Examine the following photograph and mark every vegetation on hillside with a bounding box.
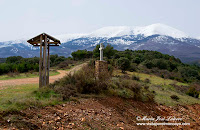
[71,44,200,83]
[0,43,200,113]
[0,55,73,75]
[71,44,200,99]
[50,63,154,102]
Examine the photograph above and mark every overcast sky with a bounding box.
[0,0,199,41]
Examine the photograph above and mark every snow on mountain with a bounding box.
[88,26,135,38]
[0,23,189,44]
[87,23,188,38]
[56,33,87,43]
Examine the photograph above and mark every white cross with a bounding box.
[99,43,104,61]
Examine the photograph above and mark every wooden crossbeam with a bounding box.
[33,45,59,46]
[29,42,60,44]
[27,33,61,44]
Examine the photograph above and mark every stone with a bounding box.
[95,60,108,78]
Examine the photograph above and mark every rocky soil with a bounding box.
[0,97,199,130]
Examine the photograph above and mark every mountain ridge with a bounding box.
[0,23,200,63]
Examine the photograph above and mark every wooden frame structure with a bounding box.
[27,33,61,88]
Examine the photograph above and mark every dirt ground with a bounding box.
[0,63,86,89]
[0,97,199,130]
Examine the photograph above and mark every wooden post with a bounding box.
[47,44,50,86]
[39,35,43,88]
[43,35,47,86]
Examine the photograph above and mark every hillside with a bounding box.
[0,65,200,129]
[0,47,200,129]
[1,24,200,63]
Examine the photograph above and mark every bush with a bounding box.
[170,95,180,101]
[50,63,154,102]
[117,57,130,73]
[129,63,137,72]
[118,88,134,98]
[58,60,75,69]
[54,84,77,100]
[88,59,95,67]
[143,60,154,69]
[120,74,130,80]
[132,75,140,81]
[186,86,199,98]
[108,64,114,74]
[144,78,150,83]
[72,50,92,60]
[33,88,59,100]
[50,64,111,100]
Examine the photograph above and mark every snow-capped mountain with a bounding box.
[56,23,188,42]
[87,23,188,38]
[0,23,200,63]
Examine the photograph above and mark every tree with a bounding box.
[6,56,23,63]
[93,44,100,58]
[93,44,116,59]
[152,59,168,70]
[143,60,154,69]
[50,54,59,64]
[71,50,90,60]
[104,44,116,59]
[117,57,130,73]
[133,57,142,64]
[178,66,199,80]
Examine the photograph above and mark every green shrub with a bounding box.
[170,95,180,101]
[118,88,134,98]
[144,78,150,83]
[117,57,130,73]
[88,59,95,67]
[186,87,199,98]
[50,64,111,100]
[132,75,140,81]
[129,63,137,72]
[33,88,58,100]
[108,64,114,74]
[143,60,154,69]
[54,84,77,100]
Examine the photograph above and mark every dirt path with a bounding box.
[0,63,86,88]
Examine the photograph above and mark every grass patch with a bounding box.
[113,69,188,86]
[0,84,62,112]
[150,85,200,106]
[0,70,60,80]
[114,69,200,106]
